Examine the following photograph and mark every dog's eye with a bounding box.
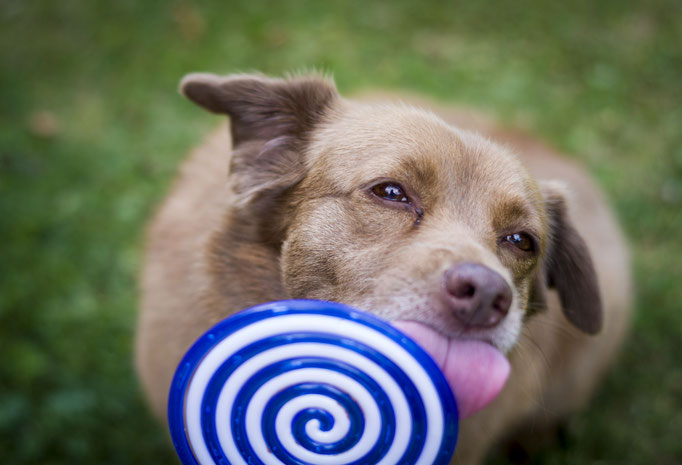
[504,233,535,252]
[371,182,409,203]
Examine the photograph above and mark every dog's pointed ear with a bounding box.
[179,72,338,146]
[539,182,603,334]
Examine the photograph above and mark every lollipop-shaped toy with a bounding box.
[168,300,458,465]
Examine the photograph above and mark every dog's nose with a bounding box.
[443,263,512,328]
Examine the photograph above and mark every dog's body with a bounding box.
[136,74,630,464]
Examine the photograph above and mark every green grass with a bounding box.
[1,0,681,463]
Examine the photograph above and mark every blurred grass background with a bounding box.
[1,0,681,463]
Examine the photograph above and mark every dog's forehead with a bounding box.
[307,102,537,200]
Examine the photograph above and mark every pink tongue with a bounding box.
[392,321,510,419]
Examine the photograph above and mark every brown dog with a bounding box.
[136,73,631,464]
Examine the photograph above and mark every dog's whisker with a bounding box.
[511,340,550,415]
[524,317,584,339]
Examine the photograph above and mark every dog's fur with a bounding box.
[136,73,631,464]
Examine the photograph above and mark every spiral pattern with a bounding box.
[168,300,458,465]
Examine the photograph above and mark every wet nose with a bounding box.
[442,263,512,329]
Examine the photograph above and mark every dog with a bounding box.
[136,73,631,464]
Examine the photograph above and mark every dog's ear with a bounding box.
[180,72,338,200]
[179,72,338,146]
[538,182,603,334]
[179,73,338,246]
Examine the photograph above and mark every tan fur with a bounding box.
[136,75,631,464]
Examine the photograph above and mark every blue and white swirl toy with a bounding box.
[168,300,458,465]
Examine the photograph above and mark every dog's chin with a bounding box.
[450,307,524,355]
[392,320,512,419]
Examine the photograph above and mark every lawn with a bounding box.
[1,1,680,463]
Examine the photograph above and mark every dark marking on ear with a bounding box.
[543,186,603,334]
[179,72,338,146]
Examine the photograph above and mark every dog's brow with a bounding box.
[491,197,540,233]
[397,157,440,188]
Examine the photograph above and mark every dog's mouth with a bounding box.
[392,320,510,419]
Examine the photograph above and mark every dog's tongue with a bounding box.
[392,321,510,419]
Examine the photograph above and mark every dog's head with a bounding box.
[181,73,602,355]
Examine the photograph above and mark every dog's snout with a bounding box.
[443,263,512,328]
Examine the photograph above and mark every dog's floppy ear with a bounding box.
[179,72,338,146]
[538,182,603,334]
